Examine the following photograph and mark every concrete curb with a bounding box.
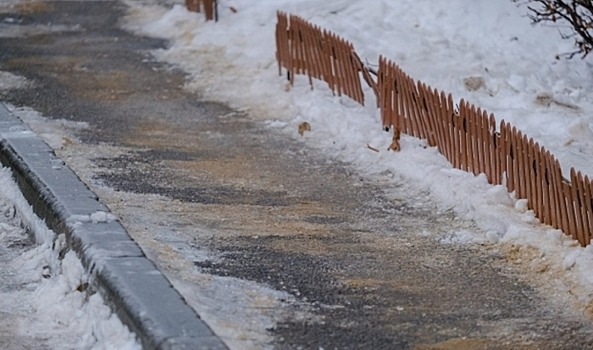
[0,103,228,350]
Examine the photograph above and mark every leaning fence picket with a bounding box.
[490,115,500,185]
[276,12,288,76]
[457,111,465,170]
[479,110,489,180]
[467,104,478,176]
[579,171,592,245]
[441,92,453,165]
[500,122,511,191]
[573,169,588,245]
[533,141,543,220]
[471,105,481,176]
[444,94,456,168]
[514,130,524,200]
[537,148,548,224]
[417,82,438,147]
[585,175,593,245]
[586,175,593,245]
[563,180,578,242]
[527,139,537,216]
[379,57,394,130]
[297,18,314,87]
[572,169,591,246]
[521,135,532,205]
[394,68,408,134]
[403,74,421,139]
[545,152,558,229]
[539,147,552,226]
[540,146,551,225]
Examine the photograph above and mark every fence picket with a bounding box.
[409,78,426,139]
[508,123,517,192]
[584,175,593,245]
[332,36,346,96]
[490,115,500,185]
[462,102,473,173]
[432,90,445,159]
[397,70,412,135]
[523,135,533,205]
[500,122,510,190]
[417,82,437,147]
[527,139,538,217]
[575,170,591,246]
[470,105,481,176]
[378,57,388,129]
[478,110,488,179]
[535,141,544,220]
[563,181,575,239]
[537,146,550,226]
[575,170,586,245]
[445,94,457,168]
[332,34,347,97]
[203,0,215,21]
[336,38,351,98]
[276,12,287,76]
[544,151,559,228]
[386,60,397,130]
[391,64,402,132]
[570,169,587,245]
[514,130,525,200]
[457,101,468,172]
[397,70,411,135]
[337,36,351,98]
[469,105,480,176]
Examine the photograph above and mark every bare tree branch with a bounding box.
[515,0,593,58]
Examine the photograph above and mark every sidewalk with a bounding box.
[2,1,593,349]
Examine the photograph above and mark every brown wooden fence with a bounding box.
[276,12,376,105]
[276,13,593,247]
[377,55,593,246]
[185,0,217,21]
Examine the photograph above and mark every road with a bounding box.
[2,1,593,349]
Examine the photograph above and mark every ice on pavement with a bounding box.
[122,0,593,318]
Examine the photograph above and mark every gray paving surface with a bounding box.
[0,102,227,349]
[2,1,593,349]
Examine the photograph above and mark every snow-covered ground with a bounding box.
[122,0,593,313]
[3,0,593,347]
[0,165,139,348]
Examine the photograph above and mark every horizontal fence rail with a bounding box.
[276,13,593,247]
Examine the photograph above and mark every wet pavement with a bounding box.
[2,1,593,349]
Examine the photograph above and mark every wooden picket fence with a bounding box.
[276,14,593,247]
[185,0,217,21]
[378,56,593,247]
[276,12,376,105]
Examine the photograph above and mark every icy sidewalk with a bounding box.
[0,103,227,349]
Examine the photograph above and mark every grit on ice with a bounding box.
[3,0,593,348]
[124,0,593,313]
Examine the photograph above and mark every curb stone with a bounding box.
[0,103,228,350]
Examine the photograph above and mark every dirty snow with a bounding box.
[121,0,593,315]
[0,165,140,349]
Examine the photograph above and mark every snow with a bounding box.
[122,0,593,312]
[2,0,593,345]
[0,166,140,349]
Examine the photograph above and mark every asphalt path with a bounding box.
[2,1,593,349]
